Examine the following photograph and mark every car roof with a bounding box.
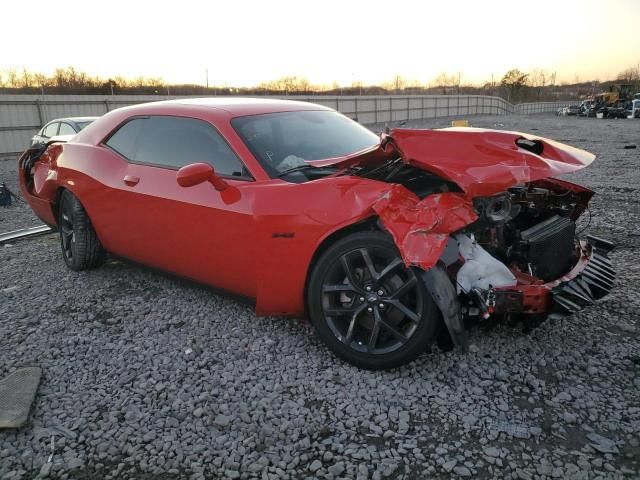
[46,116,99,124]
[72,98,335,148]
[149,97,332,116]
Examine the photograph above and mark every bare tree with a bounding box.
[395,74,407,91]
[617,64,640,82]
[257,76,315,94]
[530,68,549,100]
[432,72,457,94]
[380,74,407,92]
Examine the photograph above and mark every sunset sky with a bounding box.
[3,0,639,87]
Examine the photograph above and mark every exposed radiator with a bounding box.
[520,215,576,281]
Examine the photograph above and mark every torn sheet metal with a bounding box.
[455,234,517,294]
[372,184,478,270]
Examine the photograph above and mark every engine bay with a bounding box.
[362,159,594,285]
[469,181,592,282]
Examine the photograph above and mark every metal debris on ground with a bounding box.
[0,225,53,245]
[0,367,42,429]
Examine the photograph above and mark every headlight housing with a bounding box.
[473,193,520,225]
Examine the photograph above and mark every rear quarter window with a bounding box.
[105,118,146,160]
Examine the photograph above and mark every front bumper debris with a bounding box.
[551,235,615,314]
[427,235,615,352]
[490,235,615,316]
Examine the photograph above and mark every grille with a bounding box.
[520,215,576,281]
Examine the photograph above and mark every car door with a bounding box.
[97,115,258,298]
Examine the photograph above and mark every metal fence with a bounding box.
[0,94,569,158]
[515,101,569,115]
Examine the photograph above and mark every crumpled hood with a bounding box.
[312,127,595,197]
[389,127,595,196]
[313,127,596,272]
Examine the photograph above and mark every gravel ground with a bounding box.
[1,114,639,479]
[0,158,40,232]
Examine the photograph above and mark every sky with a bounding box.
[2,0,639,87]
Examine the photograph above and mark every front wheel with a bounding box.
[308,231,440,370]
[58,190,106,270]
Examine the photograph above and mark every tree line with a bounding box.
[1,65,638,101]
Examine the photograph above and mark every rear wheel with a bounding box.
[58,190,106,270]
[308,231,440,370]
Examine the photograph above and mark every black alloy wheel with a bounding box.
[308,231,440,369]
[59,198,75,263]
[58,190,106,270]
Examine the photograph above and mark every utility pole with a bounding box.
[206,68,209,89]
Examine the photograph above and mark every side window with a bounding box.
[134,116,246,176]
[58,123,76,135]
[105,118,146,160]
[43,122,59,138]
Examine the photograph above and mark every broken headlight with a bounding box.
[473,193,520,225]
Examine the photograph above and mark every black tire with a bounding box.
[308,231,440,370]
[58,189,106,270]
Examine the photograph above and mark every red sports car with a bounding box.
[19,98,615,369]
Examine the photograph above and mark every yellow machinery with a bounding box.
[594,92,619,105]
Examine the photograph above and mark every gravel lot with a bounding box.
[1,114,639,479]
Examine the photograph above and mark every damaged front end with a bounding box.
[355,129,616,350]
[444,181,614,350]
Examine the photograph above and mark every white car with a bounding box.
[31,117,97,146]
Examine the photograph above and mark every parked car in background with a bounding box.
[598,104,628,119]
[566,105,581,116]
[31,117,97,146]
[578,100,594,117]
[626,99,640,119]
[585,104,598,117]
[18,98,615,369]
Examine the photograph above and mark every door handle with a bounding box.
[123,175,140,186]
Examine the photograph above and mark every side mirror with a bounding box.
[176,163,228,191]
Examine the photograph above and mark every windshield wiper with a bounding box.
[357,157,400,180]
[277,164,335,178]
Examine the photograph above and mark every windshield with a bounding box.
[231,110,379,177]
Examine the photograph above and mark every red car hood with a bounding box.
[312,127,595,197]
